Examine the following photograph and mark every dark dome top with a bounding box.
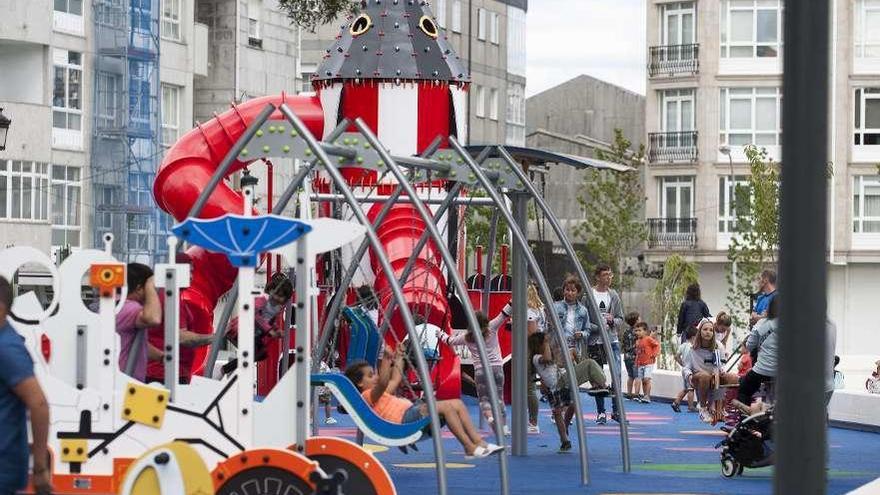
[313,0,469,84]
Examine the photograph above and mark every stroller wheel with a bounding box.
[721,457,738,478]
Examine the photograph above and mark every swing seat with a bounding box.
[343,306,381,368]
[311,373,431,447]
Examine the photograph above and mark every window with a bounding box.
[475,85,485,118]
[660,176,694,220]
[506,83,525,146]
[718,175,750,233]
[720,87,782,146]
[54,0,83,15]
[53,50,83,132]
[489,11,499,44]
[855,0,880,59]
[161,84,181,147]
[854,88,880,146]
[248,0,261,42]
[477,8,487,41]
[51,165,81,248]
[96,72,120,128]
[853,176,880,234]
[720,0,782,58]
[506,7,526,76]
[0,161,49,221]
[434,0,446,28]
[489,88,498,120]
[161,0,181,41]
[661,2,695,46]
[451,0,461,33]
[97,186,115,231]
[661,89,695,132]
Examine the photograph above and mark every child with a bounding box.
[553,275,592,362]
[528,332,609,452]
[689,318,738,423]
[634,322,660,403]
[346,346,503,459]
[866,360,880,394]
[621,312,640,400]
[437,310,507,434]
[223,273,293,374]
[671,326,697,412]
[317,361,336,424]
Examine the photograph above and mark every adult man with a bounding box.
[117,263,162,381]
[589,264,625,424]
[750,270,777,326]
[0,276,51,495]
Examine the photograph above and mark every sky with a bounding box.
[525,0,646,97]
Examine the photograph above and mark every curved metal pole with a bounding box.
[497,145,631,472]
[280,105,449,495]
[312,136,445,371]
[449,136,591,485]
[354,119,510,495]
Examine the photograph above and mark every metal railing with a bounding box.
[647,131,698,163]
[648,44,699,76]
[647,218,697,249]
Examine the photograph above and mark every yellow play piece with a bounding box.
[120,442,214,495]
[362,443,389,454]
[122,382,169,428]
[60,439,88,463]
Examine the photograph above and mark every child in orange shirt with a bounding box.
[345,345,503,459]
[634,322,661,403]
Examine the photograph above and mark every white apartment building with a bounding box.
[645,0,880,356]
[300,0,528,146]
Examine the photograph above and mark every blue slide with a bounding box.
[343,306,381,368]
[312,373,430,447]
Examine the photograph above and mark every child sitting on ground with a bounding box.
[436,310,508,435]
[621,312,640,400]
[671,326,697,412]
[528,332,609,452]
[345,346,503,459]
[634,322,661,403]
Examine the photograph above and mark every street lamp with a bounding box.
[0,108,11,151]
[719,145,738,307]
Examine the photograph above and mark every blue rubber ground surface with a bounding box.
[317,395,880,494]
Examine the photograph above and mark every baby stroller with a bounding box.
[716,406,774,477]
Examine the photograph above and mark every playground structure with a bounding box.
[9,2,640,494]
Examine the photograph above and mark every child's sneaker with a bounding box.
[324,417,338,425]
[527,422,540,434]
[641,397,652,404]
[611,413,629,425]
[558,440,572,453]
[503,424,511,436]
[596,413,607,425]
[671,402,682,413]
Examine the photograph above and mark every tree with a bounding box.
[277,0,360,32]
[725,145,780,331]
[574,129,647,292]
[650,255,700,369]
[463,189,510,272]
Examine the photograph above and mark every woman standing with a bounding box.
[676,283,712,344]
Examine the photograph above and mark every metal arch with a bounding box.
[495,145,632,472]
[278,104,449,495]
[449,136,592,486]
[202,120,351,378]
[353,118,511,495]
[312,135,446,372]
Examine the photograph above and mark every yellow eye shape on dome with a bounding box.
[419,15,439,39]
[350,13,373,36]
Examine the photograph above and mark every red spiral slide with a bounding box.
[152,93,461,399]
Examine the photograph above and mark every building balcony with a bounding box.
[647,131,698,163]
[648,44,699,77]
[647,218,697,249]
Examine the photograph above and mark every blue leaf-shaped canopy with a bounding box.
[172,214,312,267]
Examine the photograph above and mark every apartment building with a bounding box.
[300,0,528,146]
[0,0,206,263]
[644,0,880,353]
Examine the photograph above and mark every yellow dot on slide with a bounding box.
[362,444,389,454]
[393,463,475,469]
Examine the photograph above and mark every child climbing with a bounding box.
[671,326,698,412]
[345,346,504,459]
